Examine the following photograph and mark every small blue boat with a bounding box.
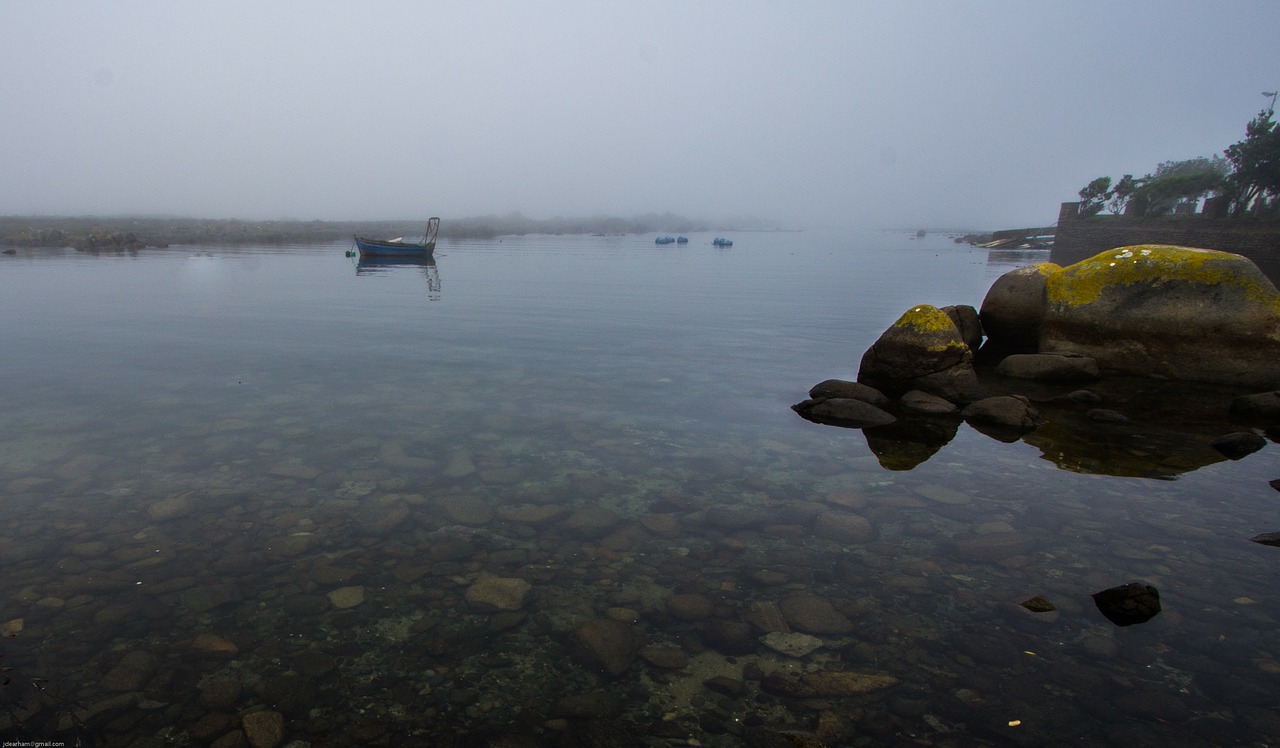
[713,237,733,246]
[355,217,439,257]
[655,236,676,245]
[677,236,689,244]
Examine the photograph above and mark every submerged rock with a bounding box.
[100,650,158,692]
[1249,531,1280,547]
[961,395,1042,433]
[778,593,854,635]
[761,670,898,698]
[1092,582,1161,627]
[465,577,532,611]
[760,631,824,658]
[242,709,285,748]
[571,618,640,677]
[1020,595,1057,613]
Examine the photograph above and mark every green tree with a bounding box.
[1224,107,1280,215]
[1078,176,1112,217]
[1107,174,1139,215]
[1130,157,1229,216]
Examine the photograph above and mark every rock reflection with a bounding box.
[801,372,1268,478]
[862,415,958,471]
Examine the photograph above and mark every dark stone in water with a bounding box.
[791,397,897,428]
[1020,595,1056,613]
[700,619,757,656]
[555,691,622,718]
[1249,531,1280,547]
[1210,431,1267,460]
[807,378,892,408]
[256,673,318,716]
[703,675,746,696]
[1092,582,1161,626]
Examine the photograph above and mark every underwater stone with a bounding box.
[760,631,824,658]
[1092,582,1161,627]
[639,643,688,669]
[666,593,714,621]
[952,532,1035,562]
[192,632,239,656]
[146,495,194,521]
[811,509,875,543]
[465,577,532,611]
[761,670,898,698]
[570,618,640,677]
[327,585,365,609]
[1020,595,1057,613]
[242,709,285,748]
[100,650,159,692]
[778,594,854,635]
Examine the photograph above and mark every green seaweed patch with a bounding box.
[1046,245,1280,311]
[891,305,966,352]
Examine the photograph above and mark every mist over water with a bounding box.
[3,2,1279,229]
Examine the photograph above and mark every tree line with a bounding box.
[1078,99,1279,218]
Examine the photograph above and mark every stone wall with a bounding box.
[1051,203,1280,285]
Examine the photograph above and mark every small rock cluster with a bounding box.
[795,245,1280,468]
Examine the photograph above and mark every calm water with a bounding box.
[1,232,1277,746]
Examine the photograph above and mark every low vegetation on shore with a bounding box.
[0,212,753,249]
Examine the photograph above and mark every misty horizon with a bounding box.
[4,2,1278,231]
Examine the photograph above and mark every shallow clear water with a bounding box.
[1,232,1277,746]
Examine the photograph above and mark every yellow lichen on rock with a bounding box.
[893,304,954,331]
[896,307,962,350]
[1047,245,1280,311]
[891,305,967,351]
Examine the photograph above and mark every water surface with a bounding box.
[1,232,1277,746]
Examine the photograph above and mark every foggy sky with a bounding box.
[3,1,1278,230]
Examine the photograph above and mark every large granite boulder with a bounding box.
[857,305,979,403]
[979,262,1060,349]
[1040,245,1280,388]
[941,304,984,350]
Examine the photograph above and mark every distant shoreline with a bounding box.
[0,213,765,249]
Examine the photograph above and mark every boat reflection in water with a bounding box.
[354,255,441,301]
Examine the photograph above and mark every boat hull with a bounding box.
[354,237,434,257]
